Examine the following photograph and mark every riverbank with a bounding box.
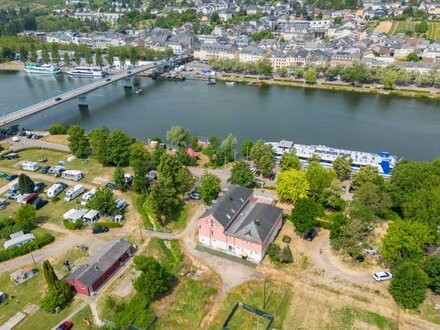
[218,74,440,100]
[0,61,23,71]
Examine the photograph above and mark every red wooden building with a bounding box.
[67,239,134,296]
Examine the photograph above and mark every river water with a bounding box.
[1,70,440,160]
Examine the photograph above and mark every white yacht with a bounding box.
[24,63,61,74]
[67,67,107,77]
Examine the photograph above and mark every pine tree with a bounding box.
[113,166,127,192]
[18,173,34,194]
[43,260,58,289]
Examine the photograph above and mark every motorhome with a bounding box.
[47,183,64,198]
[21,161,39,172]
[64,184,85,202]
[61,170,83,181]
[81,189,97,206]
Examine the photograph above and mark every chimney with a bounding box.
[254,219,260,227]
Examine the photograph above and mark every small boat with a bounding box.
[207,78,216,85]
[248,81,262,87]
[25,63,61,75]
[225,81,235,86]
[135,89,143,94]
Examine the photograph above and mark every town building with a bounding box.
[67,239,135,296]
[198,185,283,263]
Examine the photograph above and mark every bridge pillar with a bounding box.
[78,95,88,109]
[123,77,132,89]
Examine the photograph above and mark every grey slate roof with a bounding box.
[202,185,253,227]
[67,239,132,288]
[226,203,283,244]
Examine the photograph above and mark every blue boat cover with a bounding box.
[380,160,391,175]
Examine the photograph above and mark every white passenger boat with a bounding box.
[24,63,61,74]
[67,67,107,77]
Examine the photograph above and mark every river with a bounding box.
[1,70,440,160]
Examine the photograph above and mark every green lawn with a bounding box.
[69,306,98,330]
[51,247,90,279]
[0,268,81,330]
[146,238,184,274]
[153,277,217,330]
[208,281,291,330]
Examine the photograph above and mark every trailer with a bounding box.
[62,170,83,181]
[64,184,85,202]
[21,161,39,171]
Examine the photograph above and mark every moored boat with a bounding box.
[24,63,61,74]
[67,67,107,77]
[225,81,235,86]
[207,78,216,85]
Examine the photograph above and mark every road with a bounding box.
[0,56,189,127]
[10,138,69,153]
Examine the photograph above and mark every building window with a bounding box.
[228,245,232,251]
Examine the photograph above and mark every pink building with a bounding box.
[198,185,283,263]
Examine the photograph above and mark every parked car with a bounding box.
[254,170,261,177]
[33,182,47,193]
[5,174,18,181]
[0,199,9,210]
[105,182,117,190]
[56,321,72,330]
[0,172,7,178]
[41,166,51,174]
[5,191,19,199]
[268,172,276,181]
[39,157,48,163]
[57,161,66,166]
[304,229,316,241]
[364,247,379,256]
[189,191,201,200]
[373,271,392,282]
[115,199,127,211]
[55,97,62,102]
[106,78,111,82]
[33,198,48,210]
[92,226,109,234]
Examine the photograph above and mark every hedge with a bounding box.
[0,233,55,262]
[93,221,122,228]
[63,220,83,230]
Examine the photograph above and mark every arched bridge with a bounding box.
[0,55,191,127]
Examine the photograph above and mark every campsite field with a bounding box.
[387,21,440,40]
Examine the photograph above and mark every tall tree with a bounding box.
[351,165,384,190]
[276,169,309,204]
[290,197,323,233]
[87,187,117,216]
[306,165,336,202]
[132,256,169,301]
[88,127,110,165]
[304,67,317,84]
[51,43,60,64]
[389,262,429,309]
[67,125,89,158]
[158,154,194,196]
[119,47,127,68]
[146,180,181,224]
[42,260,58,289]
[218,133,237,165]
[353,182,391,217]
[333,156,352,180]
[198,173,221,205]
[95,48,103,67]
[74,50,81,65]
[166,126,190,147]
[280,153,301,171]
[30,43,37,62]
[106,130,135,166]
[380,220,433,265]
[14,205,36,232]
[19,46,28,63]
[130,142,150,194]
[84,49,92,66]
[18,173,34,194]
[241,139,254,159]
[113,166,127,192]
[129,46,137,66]
[63,52,70,66]
[228,160,254,188]
[41,44,50,63]
[106,47,114,66]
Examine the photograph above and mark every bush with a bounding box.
[51,196,60,203]
[280,246,294,263]
[63,220,83,230]
[0,233,54,262]
[48,124,66,135]
[93,221,122,228]
[389,261,429,309]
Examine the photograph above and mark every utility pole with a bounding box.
[263,278,267,309]
[139,225,144,242]
[30,249,36,265]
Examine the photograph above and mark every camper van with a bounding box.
[47,183,64,198]
[21,162,39,172]
[61,170,83,181]
[64,184,85,202]
[81,188,97,206]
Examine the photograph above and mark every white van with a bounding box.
[21,161,39,172]
[64,184,85,202]
[8,179,19,192]
[83,210,100,223]
[81,188,97,206]
[47,183,64,198]
[61,170,83,181]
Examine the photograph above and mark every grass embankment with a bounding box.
[99,238,218,329]
[389,21,440,40]
[0,269,81,329]
[219,75,440,100]
[283,286,397,330]
[208,281,291,330]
